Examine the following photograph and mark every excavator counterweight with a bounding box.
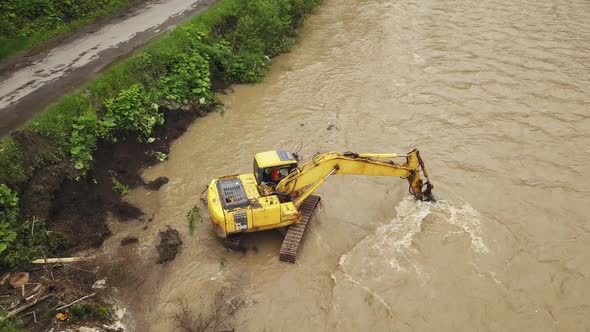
[205,149,434,262]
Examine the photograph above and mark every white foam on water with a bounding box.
[435,199,490,253]
[338,196,434,273]
[332,269,394,316]
[336,196,489,292]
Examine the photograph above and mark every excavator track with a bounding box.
[223,235,242,250]
[279,195,321,263]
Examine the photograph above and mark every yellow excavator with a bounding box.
[206,149,434,262]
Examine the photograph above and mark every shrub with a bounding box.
[70,112,99,172]
[0,185,18,254]
[68,303,113,323]
[100,84,163,141]
[0,139,27,189]
[0,184,47,270]
[0,218,47,269]
[158,51,212,106]
[233,0,293,56]
[0,309,26,332]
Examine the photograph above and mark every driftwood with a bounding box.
[25,285,45,302]
[31,256,96,264]
[55,293,96,311]
[0,273,10,286]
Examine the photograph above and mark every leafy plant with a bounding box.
[69,113,98,172]
[0,185,48,269]
[0,218,48,269]
[186,205,201,236]
[100,84,163,141]
[158,51,212,106]
[68,303,113,323]
[0,139,27,189]
[0,309,26,332]
[112,178,130,196]
[0,185,18,254]
[153,151,168,162]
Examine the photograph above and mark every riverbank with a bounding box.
[0,0,322,329]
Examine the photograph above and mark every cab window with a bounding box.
[261,164,295,183]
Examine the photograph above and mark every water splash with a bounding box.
[437,200,490,253]
[338,196,489,285]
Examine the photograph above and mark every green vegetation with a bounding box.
[0,0,137,61]
[112,178,130,196]
[186,205,201,236]
[0,185,18,254]
[70,112,98,172]
[67,303,113,323]
[0,0,321,271]
[0,186,47,270]
[0,309,26,332]
[153,151,168,162]
[101,84,162,142]
[0,139,27,189]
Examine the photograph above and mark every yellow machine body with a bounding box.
[207,149,433,238]
[207,151,301,238]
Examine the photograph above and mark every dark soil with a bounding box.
[20,109,202,255]
[157,228,182,265]
[145,176,169,191]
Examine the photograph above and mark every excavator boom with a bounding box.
[276,149,434,204]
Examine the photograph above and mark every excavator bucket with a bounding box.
[422,181,435,202]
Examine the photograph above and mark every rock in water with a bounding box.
[157,227,182,265]
[145,176,169,191]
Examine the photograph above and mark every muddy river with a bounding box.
[108,0,590,330]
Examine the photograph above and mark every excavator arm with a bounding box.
[275,149,434,205]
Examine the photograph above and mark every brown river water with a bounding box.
[105,0,590,330]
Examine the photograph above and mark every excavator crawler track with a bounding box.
[279,195,321,263]
[223,235,242,250]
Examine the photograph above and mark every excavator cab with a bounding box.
[253,150,298,185]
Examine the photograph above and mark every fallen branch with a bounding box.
[25,286,45,302]
[31,256,96,264]
[55,293,96,311]
[1,294,52,320]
